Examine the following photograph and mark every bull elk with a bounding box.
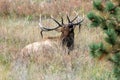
[20,15,83,57]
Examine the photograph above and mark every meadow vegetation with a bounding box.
[0,0,115,80]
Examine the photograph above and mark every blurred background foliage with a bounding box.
[0,0,92,19]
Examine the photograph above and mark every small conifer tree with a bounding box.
[87,0,120,79]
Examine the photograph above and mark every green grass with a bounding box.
[0,17,116,80]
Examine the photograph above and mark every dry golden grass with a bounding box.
[0,0,115,80]
[0,0,92,18]
[0,17,115,80]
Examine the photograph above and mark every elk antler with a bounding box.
[66,14,84,26]
[51,16,62,26]
[61,17,64,25]
[39,16,62,38]
[70,15,78,23]
[66,13,84,32]
[73,18,84,32]
[67,15,71,23]
[67,15,78,23]
[72,18,84,25]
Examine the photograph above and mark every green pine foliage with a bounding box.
[87,12,103,27]
[111,52,120,80]
[105,29,117,45]
[111,52,120,65]
[106,1,116,13]
[93,0,104,11]
[89,43,107,58]
[87,0,120,79]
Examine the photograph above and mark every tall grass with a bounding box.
[0,0,116,80]
[0,16,115,80]
[0,0,92,19]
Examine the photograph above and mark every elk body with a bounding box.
[20,15,83,57]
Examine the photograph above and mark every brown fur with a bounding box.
[19,16,84,63]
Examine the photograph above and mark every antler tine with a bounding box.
[61,17,64,25]
[39,17,46,38]
[39,16,61,38]
[51,18,62,26]
[51,15,62,26]
[71,11,79,23]
[40,30,43,38]
[67,15,71,23]
[71,15,78,23]
[78,16,81,32]
[72,19,84,25]
[72,17,84,32]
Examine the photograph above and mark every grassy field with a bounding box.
[0,0,116,80]
[0,17,115,80]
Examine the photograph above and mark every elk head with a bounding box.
[39,15,84,54]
